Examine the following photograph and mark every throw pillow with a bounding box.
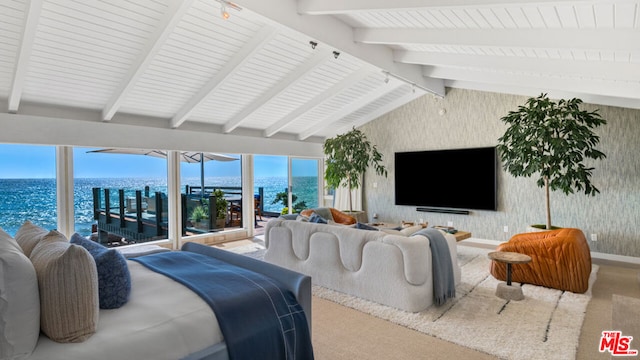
[71,233,131,309]
[0,227,40,359]
[309,212,328,224]
[14,220,51,257]
[295,215,309,222]
[400,225,424,236]
[30,234,99,343]
[355,222,379,231]
[311,207,334,222]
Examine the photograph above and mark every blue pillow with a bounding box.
[70,233,131,309]
[309,213,328,224]
[355,222,379,231]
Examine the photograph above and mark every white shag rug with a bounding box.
[229,243,598,360]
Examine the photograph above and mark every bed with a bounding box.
[1,223,313,360]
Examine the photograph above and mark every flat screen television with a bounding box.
[394,146,498,211]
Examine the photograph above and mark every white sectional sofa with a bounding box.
[264,218,460,312]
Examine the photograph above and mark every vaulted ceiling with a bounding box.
[1,0,638,147]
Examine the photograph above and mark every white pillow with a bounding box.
[0,227,40,359]
[400,225,424,236]
[379,225,424,237]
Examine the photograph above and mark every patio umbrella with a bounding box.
[87,148,238,194]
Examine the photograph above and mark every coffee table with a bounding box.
[488,251,532,301]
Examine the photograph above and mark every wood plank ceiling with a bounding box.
[1,0,638,146]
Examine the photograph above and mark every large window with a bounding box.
[0,144,56,236]
[73,147,168,242]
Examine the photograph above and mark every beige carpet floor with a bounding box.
[219,239,640,359]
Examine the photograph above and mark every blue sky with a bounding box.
[0,144,318,178]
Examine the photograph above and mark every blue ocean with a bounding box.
[0,176,318,237]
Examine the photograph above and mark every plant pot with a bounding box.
[344,210,367,223]
[216,218,226,229]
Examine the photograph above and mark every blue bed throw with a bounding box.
[131,251,314,360]
[413,228,456,305]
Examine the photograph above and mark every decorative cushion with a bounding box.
[0,227,40,359]
[14,220,50,257]
[295,215,309,222]
[30,231,99,343]
[400,225,424,236]
[355,222,379,231]
[71,233,131,309]
[309,213,328,224]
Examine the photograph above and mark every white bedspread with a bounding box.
[28,261,223,360]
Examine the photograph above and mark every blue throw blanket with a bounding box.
[413,228,456,305]
[131,252,314,360]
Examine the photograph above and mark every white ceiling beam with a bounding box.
[234,0,445,96]
[424,66,640,100]
[298,79,405,140]
[330,86,425,137]
[264,68,371,137]
[223,50,333,133]
[298,0,600,14]
[395,51,640,82]
[356,28,640,52]
[102,0,194,121]
[0,113,323,157]
[171,26,278,129]
[8,0,42,113]
[444,79,640,111]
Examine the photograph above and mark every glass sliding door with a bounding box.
[254,155,321,216]
[290,158,320,213]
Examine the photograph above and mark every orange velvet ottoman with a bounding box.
[489,228,592,293]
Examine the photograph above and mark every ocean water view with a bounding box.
[0,176,318,237]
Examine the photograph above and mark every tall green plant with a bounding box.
[324,127,387,212]
[497,93,607,230]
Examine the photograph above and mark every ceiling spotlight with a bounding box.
[412,84,416,93]
[384,72,389,84]
[215,0,242,20]
[333,51,340,59]
[221,3,230,19]
[309,41,317,50]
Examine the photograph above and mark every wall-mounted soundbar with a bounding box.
[416,207,470,215]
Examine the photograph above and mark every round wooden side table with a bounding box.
[488,251,532,301]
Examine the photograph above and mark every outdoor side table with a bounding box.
[488,251,532,301]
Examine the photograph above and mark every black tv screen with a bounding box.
[394,147,497,211]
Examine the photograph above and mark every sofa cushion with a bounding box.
[15,220,51,257]
[30,231,99,343]
[70,233,131,309]
[0,227,40,360]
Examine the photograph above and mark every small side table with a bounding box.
[488,251,532,301]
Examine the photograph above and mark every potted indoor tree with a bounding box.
[497,93,607,230]
[324,126,387,213]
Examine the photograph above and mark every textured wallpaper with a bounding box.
[360,88,640,257]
